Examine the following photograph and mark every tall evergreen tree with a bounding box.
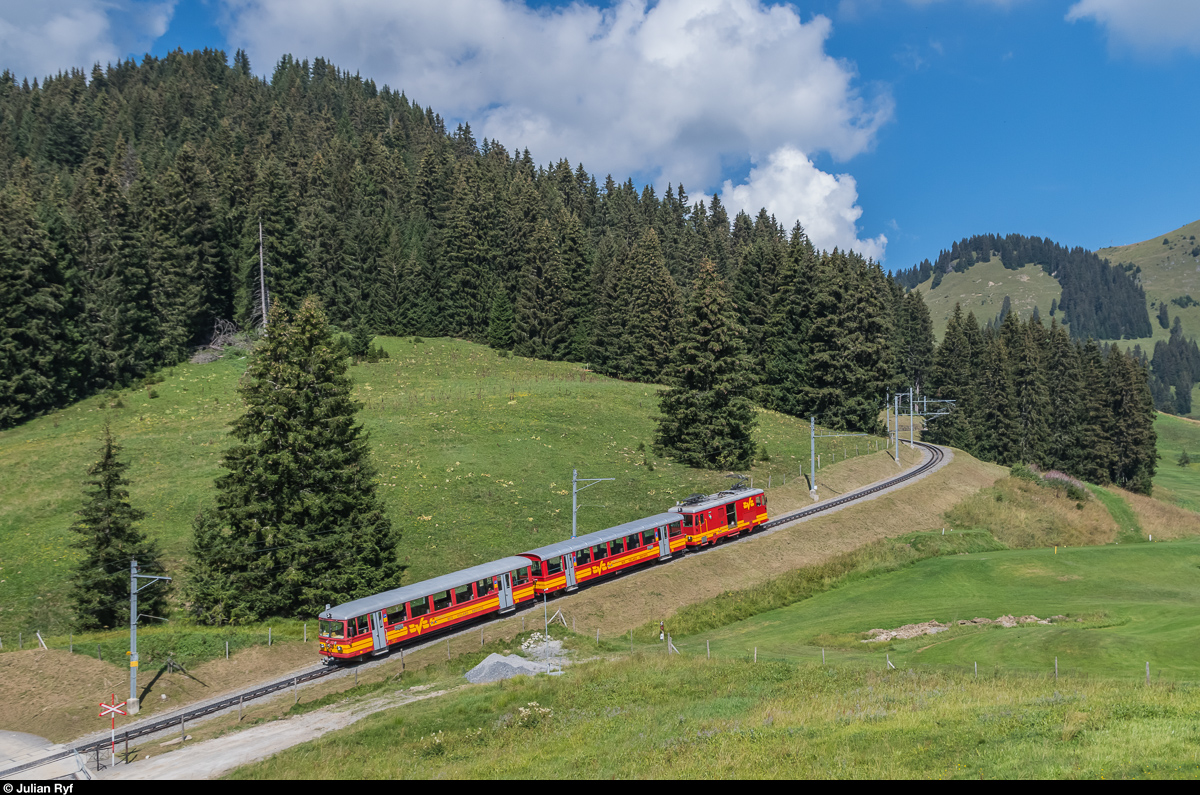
[70,424,169,630]
[1042,319,1083,471]
[1073,339,1117,483]
[1010,321,1051,465]
[976,338,1019,464]
[187,297,403,623]
[656,260,756,469]
[617,227,676,380]
[925,304,976,450]
[0,187,75,426]
[1106,346,1158,493]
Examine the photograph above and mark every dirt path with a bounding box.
[100,686,459,780]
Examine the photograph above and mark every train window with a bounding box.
[353,616,370,635]
[387,607,403,625]
[476,578,493,596]
[592,544,607,561]
[641,529,656,547]
[433,590,453,611]
[669,521,683,537]
[319,619,345,638]
[626,534,641,550]
[547,558,562,574]
[576,547,591,565]
[609,538,624,556]
[726,503,737,526]
[409,598,429,618]
[454,583,473,604]
[757,495,763,506]
[682,514,693,528]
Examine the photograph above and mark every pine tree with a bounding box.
[487,289,515,350]
[187,297,403,623]
[1043,319,1082,471]
[976,338,1019,464]
[0,187,76,426]
[1106,346,1158,493]
[924,304,976,450]
[70,424,169,630]
[1073,340,1117,484]
[656,260,756,470]
[618,227,677,380]
[1010,322,1051,466]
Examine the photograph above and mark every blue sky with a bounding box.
[3,1,1198,270]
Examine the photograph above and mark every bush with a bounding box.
[412,336,424,344]
[148,389,159,399]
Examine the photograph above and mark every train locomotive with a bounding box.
[318,484,768,661]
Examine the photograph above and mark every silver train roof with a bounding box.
[521,512,681,561]
[667,487,763,514]
[322,555,534,620]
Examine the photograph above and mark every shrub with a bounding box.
[148,389,159,399]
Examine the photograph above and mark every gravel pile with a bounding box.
[464,653,550,684]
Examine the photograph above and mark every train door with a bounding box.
[726,502,737,529]
[498,573,515,612]
[657,525,671,559]
[370,610,388,653]
[564,554,578,590]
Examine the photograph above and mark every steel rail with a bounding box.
[2,442,946,779]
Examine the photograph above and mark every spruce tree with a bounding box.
[488,290,515,350]
[656,260,756,470]
[1073,340,1117,484]
[924,305,975,450]
[1106,346,1158,493]
[1010,322,1051,466]
[976,338,1019,465]
[70,424,169,630]
[0,187,75,426]
[1043,319,1082,471]
[619,227,677,381]
[187,297,403,623]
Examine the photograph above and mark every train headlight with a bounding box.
[336,645,343,653]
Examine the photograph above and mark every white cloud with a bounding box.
[1067,0,1200,56]
[221,0,892,257]
[721,146,886,261]
[0,1,175,81]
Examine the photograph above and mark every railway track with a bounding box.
[1,441,946,780]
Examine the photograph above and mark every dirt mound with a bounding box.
[863,621,949,642]
[864,614,1062,642]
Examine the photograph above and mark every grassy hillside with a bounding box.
[912,219,1200,359]
[227,652,1200,779]
[222,539,1200,779]
[915,259,1062,341]
[1097,218,1200,353]
[0,337,889,638]
[690,539,1200,681]
[1152,412,1200,511]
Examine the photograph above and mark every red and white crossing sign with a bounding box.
[100,696,127,719]
[100,693,126,767]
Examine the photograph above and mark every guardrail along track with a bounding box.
[1,442,945,779]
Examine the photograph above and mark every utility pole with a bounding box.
[572,469,613,538]
[810,417,817,498]
[258,220,269,327]
[894,393,901,466]
[908,387,915,446]
[128,559,171,716]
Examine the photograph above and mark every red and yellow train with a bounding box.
[318,485,767,661]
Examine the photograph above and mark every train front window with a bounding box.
[319,619,345,639]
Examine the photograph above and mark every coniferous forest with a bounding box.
[0,45,1159,599]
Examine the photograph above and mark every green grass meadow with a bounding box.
[222,532,1200,780]
[1152,412,1200,511]
[685,538,1200,682]
[0,337,885,638]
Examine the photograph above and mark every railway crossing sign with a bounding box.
[100,694,126,768]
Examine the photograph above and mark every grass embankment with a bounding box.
[226,653,1200,779]
[1152,412,1200,511]
[915,259,1063,341]
[0,336,890,639]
